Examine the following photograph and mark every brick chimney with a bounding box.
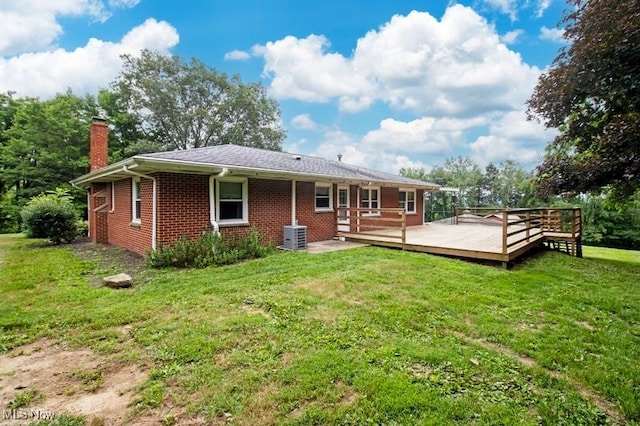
[90,117,108,171]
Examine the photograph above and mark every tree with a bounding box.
[0,92,97,203]
[482,162,500,206]
[112,50,286,152]
[527,0,640,199]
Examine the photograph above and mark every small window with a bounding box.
[315,183,333,212]
[132,177,141,223]
[217,178,248,224]
[361,186,380,215]
[399,189,416,214]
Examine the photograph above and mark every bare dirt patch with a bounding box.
[0,338,150,425]
[66,239,152,287]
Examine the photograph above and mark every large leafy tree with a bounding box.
[112,50,286,152]
[0,92,97,203]
[527,0,640,198]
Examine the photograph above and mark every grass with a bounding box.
[1,233,639,424]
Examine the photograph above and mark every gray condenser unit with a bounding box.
[283,225,307,250]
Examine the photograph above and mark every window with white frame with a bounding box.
[399,189,416,213]
[132,177,141,223]
[315,182,333,212]
[217,178,248,224]
[361,186,380,215]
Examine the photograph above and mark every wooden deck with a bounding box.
[337,207,582,267]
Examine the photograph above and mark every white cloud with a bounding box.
[0,0,141,56]
[291,114,318,130]
[224,49,251,61]
[108,0,140,7]
[469,108,555,167]
[253,5,541,118]
[482,0,517,21]
[0,18,179,98]
[361,116,485,155]
[536,0,552,18]
[312,132,431,175]
[540,26,565,43]
[500,29,524,45]
[252,34,375,106]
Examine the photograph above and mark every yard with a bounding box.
[1,234,639,425]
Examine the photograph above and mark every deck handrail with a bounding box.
[455,207,581,255]
[336,207,407,244]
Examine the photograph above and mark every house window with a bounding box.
[132,177,141,223]
[315,182,333,212]
[399,189,416,214]
[217,178,248,224]
[361,186,380,215]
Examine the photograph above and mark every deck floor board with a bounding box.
[341,223,564,264]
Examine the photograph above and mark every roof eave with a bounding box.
[71,156,440,190]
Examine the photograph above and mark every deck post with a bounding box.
[401,211,406,247]
[501,212,508,255]
[526,211,531,242]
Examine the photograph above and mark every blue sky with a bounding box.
[0,0,568,174]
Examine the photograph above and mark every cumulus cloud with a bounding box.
[469,108,555,167]
[253,5,541,118]
[224,49,251,61]
[311,130,430,174]
[482,0,517,21]
[253,34,374,106]
[0,0,140,56]
[0,18,179,98]
[540,26,566,43]
[291,114,318,130]
[500,29,524,45]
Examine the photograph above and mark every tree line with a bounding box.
[401,159,640,250]
[0,50,285,232]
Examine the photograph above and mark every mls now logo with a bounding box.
[3,409,56,421]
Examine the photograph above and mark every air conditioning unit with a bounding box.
[283,225,307,250]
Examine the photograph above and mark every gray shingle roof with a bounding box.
[138,144,437,188]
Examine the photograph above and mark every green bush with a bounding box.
[148,228,273,268]
[20,189,79,244]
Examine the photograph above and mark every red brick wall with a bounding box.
[193,177,294,247]
[107,178,153,256]
[295,181,337,242]
[156,173,210,245]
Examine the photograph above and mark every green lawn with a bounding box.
[1,234,639,425]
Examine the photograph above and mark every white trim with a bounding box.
[314,182,333,212]
[216,177,249,225]
[131,176,141,224]
[337,185,350,232]
[109,181,115,213]
[122,167,157,251]
[399,188,417,214]
[360,185,381,216]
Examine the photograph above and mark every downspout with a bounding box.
[291,180,297,225]
[122,166,157,251]
[209,168,229,233]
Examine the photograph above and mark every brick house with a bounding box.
[71,118,440,255]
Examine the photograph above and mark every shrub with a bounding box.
[20,189,79,244]
[148,228,273,268]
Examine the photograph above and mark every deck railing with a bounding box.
[336,207,407,245]
[455,207,582,255]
